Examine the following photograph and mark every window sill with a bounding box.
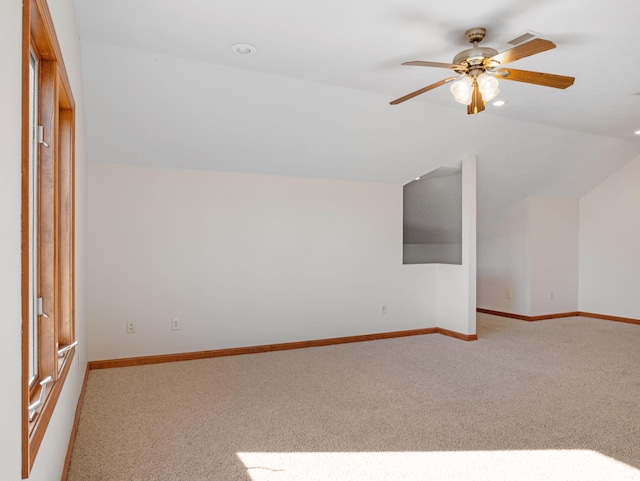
[24,348,75,478]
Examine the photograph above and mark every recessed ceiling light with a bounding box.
[634,130,640,135]
[492,100,506,107]
[230,43,256,55]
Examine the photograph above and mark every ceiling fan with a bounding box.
[390,27,575,114]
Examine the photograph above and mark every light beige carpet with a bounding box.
[67,314,640,480]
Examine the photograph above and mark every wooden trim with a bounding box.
[528,312,580,321]
[477,308,531,321]
[60,365,89,481]
[27,351,74,474]
[57,109,73,345]
[30,0,74,108]
[38,58,59,383]
[22,0,76,476]
[477,308,579,322]
[478,308,640,326]
[436,327,478,341]
[89,327,470,370]
[528,312,579,321]
[21,2,33,475]
[578,311,640,326]
[69,107,76,345]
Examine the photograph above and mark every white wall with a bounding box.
[0,2,25,477]
[579,157,640,319]
[477,196,579,317]
[529,197,579,316]
[436,154,477,335]
[88,162,441,360]
[0,1,88,480]
[477,198,531,315]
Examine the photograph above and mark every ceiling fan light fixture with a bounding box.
[478,73,500,102]
[390,28,575,114]
[450,77,473,105]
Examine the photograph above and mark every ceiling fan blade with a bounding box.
[467,79,485,115]
[488,38,556,66]
[402,61,465,70]
[390,77,457,105]
[495,68,575,89]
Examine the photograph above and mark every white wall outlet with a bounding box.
[506,289,513,299]
[549,290,554,300]
[172,318,180,330]
[380,304,387,315]
[127,320,135,333]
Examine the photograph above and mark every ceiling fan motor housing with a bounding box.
[452,27,499,75]
[464,27,487,44]
[453,47,499,69]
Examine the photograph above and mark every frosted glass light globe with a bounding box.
[450,77,473,105]
[478,73,500,102]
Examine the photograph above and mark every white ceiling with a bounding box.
[72,0,640,235]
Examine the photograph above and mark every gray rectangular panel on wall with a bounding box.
[403,167,462,265]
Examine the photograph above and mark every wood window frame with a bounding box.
[21,0,76,477]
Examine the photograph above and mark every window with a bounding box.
[28,50,39,389]
[22,0,76,477]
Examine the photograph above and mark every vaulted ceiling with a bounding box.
[73,0,640,234]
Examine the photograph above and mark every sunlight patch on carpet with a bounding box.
[237,450,640,480]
